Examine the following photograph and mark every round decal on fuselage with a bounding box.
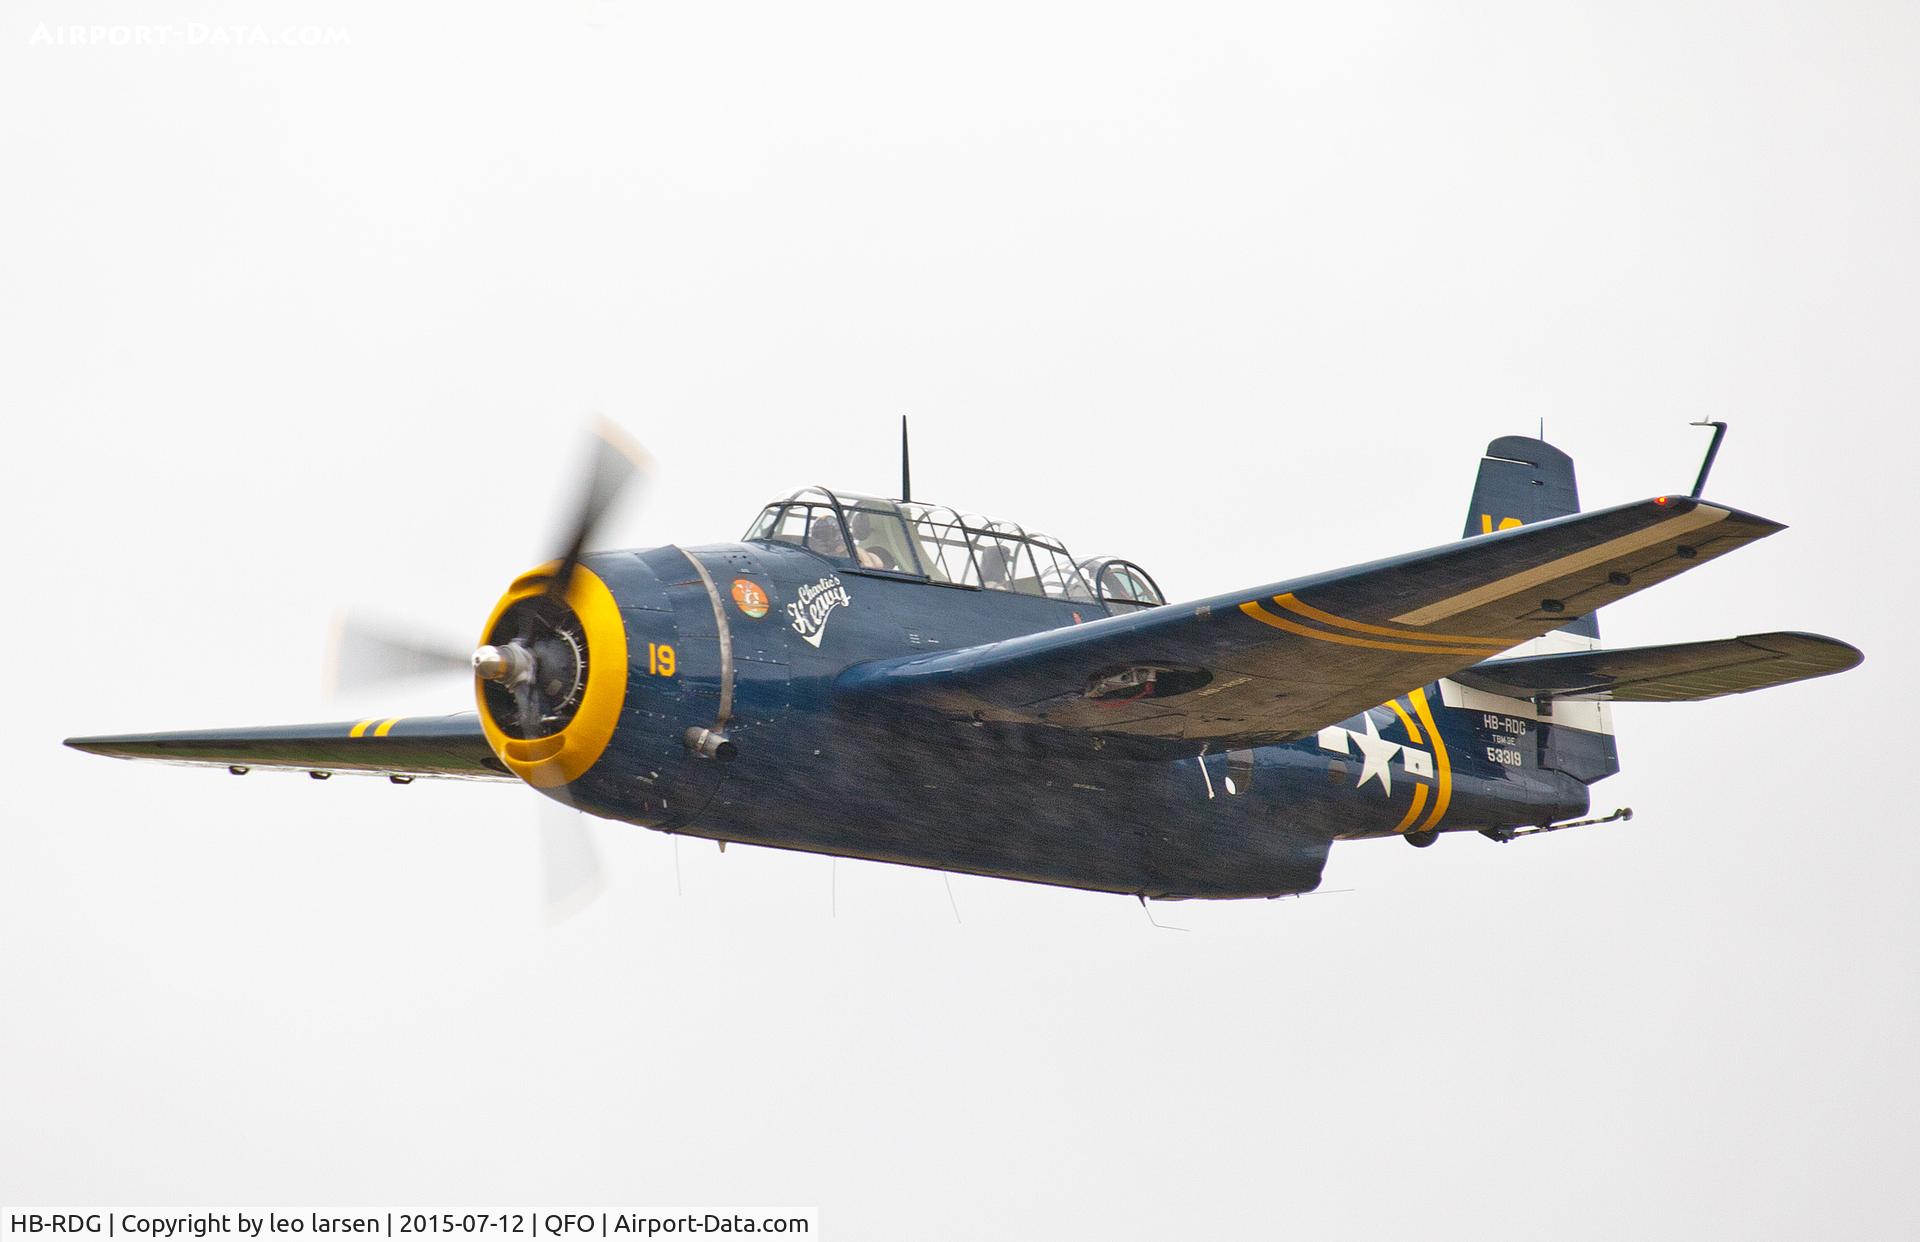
[731,578,770,619]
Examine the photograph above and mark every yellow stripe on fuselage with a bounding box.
[1393,783,1431,834]
[1408,686,1451,831]
[1385,698,1423,744]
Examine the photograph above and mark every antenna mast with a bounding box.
[1689,420,1729,498]
[900,416,912,502]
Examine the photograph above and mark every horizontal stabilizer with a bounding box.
[1452,632,1862,703]
[64,712,511,781]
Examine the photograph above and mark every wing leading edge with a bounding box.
[837,495,1785,748]
[63,712,511,781]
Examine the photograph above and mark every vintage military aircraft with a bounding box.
[66,422,1860,901]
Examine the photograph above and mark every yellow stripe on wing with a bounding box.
[349,719,376,738]
[1239,602,1496,656]
[1272,594,1510,648]
[373,717,403,737]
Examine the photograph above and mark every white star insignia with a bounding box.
[1349,710,1403,796]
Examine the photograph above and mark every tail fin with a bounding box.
[1462,435,1580,535]
[1456,436,1618,783]
[1463,436,1596,641]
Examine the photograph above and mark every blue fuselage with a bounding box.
[556,541,1592,899]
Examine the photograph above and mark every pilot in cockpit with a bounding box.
[810,514,884,569]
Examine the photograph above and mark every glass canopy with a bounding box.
[744,488,1113,604]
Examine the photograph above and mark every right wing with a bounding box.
[1452,632,1862,702]
[64,712,511,781]
[838,496,1785,750]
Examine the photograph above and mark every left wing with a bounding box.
[837,496,1783,750]
[64,713,511,781]
[1452,631,1862,702]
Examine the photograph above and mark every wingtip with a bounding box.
[1667,494,1788,536]
[1784,632,1865,671]
[1738,631,1865,678]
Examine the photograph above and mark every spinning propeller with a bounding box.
[324,617,471,695]
[473,420,652,742]
[327,419,653,922]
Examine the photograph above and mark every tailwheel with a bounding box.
[1404,830,1438,849]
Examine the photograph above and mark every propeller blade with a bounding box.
[545,417,653,602]
[528,424,643,920]
[511,680,546,750]
[325,614,473,695]
[540,802,607,924]
[339,420,645,919]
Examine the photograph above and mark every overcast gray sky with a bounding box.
[4,2,1917,1237]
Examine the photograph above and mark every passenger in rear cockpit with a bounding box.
[977,545,1012,590]
[847,511,894,570]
